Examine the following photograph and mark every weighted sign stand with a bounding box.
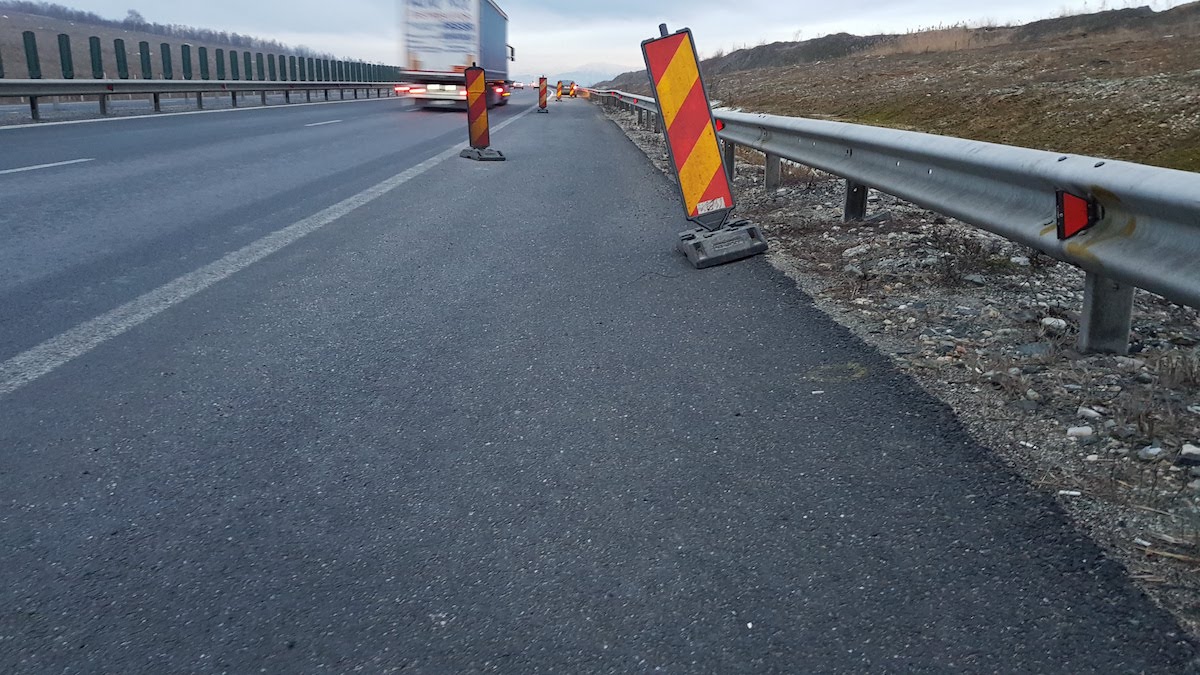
[642,25,766,268]
[460,64,505,161]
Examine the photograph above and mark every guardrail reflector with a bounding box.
[642,28,733,230]
[1057,190,1101,239]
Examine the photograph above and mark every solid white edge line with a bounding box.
[0,158,95,175]
[0,95,404,132]
[0,106,534,398]
[304,120,343,127]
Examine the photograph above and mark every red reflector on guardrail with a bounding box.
[1057,190,1101,239]
[714,119,725,131]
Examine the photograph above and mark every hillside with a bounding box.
[597,3,1200,172]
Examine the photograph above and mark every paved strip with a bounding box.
[0,107,532,397]
[304,120,343,127]
[0,158,93,175]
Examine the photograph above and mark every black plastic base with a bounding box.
[460,148,506,161]
[677,221,768,269]
[536,108,549,113]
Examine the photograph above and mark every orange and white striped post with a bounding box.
[642,25,766,267]
[537,76,548,113]
[459,64,505,161]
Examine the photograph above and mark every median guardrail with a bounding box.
[0,29,402,119]
[587,88,1200,354]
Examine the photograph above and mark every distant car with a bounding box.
[513,81,524,89]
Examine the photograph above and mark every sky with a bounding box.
[31,0,1194,78]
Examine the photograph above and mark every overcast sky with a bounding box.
[43,0,1190,76]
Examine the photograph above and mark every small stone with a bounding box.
[1010,256,1031,267]
[1190,466,1200,478]
[1067,426,1094,438]
[1041,317,1069,333]
[1086,454,1101,462]
[1179,444,1200,466]
[1138,446,1164,462]
[1190,479,1200,491]
[842,244,871,258]
[963,274,987,286]
[1015,342,1053,358]
[1077,406,1103,420]
[1115,356,1146,369]
[843,264,866,278]
[1136,372,1155,384]
[1025,389,1042,402]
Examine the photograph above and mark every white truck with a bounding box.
[401,0,514,109]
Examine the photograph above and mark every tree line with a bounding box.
[0,1,337,59]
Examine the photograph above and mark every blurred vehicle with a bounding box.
[401,0,515,109]
[513,81,524,89]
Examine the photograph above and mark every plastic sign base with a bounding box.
[460,147,505,162]
[676,220,768,269]
[536,108,549,114]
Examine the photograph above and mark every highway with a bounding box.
[1,91,1196,672]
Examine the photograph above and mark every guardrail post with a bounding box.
[160,43,173,79]
[267,53,277,81]
[1078,273,1135,354]
[181,44,193,79]
[199,46,209,80]
[261,90,267,105]
[653,112,661,132]
[214,48,224,80]
[844,180,868,222]
[114,39,129,79]
[196,92,203,109]
[765,153,781,191]
[138,41,152,79]
[29,96,38,120]
[637,108,643,125]
[57,34,74,79]
[23,31,41,79]
[0,45,5,78]
[89,36,103,78]
[722,140,736,180]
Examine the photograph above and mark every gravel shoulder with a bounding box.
[599,103,1200,635]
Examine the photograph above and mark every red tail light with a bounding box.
[493,86,504,94]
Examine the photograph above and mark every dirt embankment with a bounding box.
[597,2,1200,172]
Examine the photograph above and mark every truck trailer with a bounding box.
[401,0,514,109]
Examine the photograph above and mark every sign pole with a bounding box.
[641,25,767,268]
[459,64,505,161]
[537,76,548,113]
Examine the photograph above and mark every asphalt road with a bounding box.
[1,91,1196,673]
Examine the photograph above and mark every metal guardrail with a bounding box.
[586,88,1200,354]
[1,29,402,120]
[0,78,401,119]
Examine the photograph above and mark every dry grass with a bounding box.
[863,27,1012,57]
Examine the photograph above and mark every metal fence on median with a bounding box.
[0,28,404,119]
[586,88,1200,355]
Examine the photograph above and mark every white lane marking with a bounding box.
[304,120,342,127]
[0,106,534,398]
[0,158,95,175]
[0,95,401,132]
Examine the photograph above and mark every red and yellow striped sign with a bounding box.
[642,29,733,229]
[464,66,490,149]
[539,76,548,109]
